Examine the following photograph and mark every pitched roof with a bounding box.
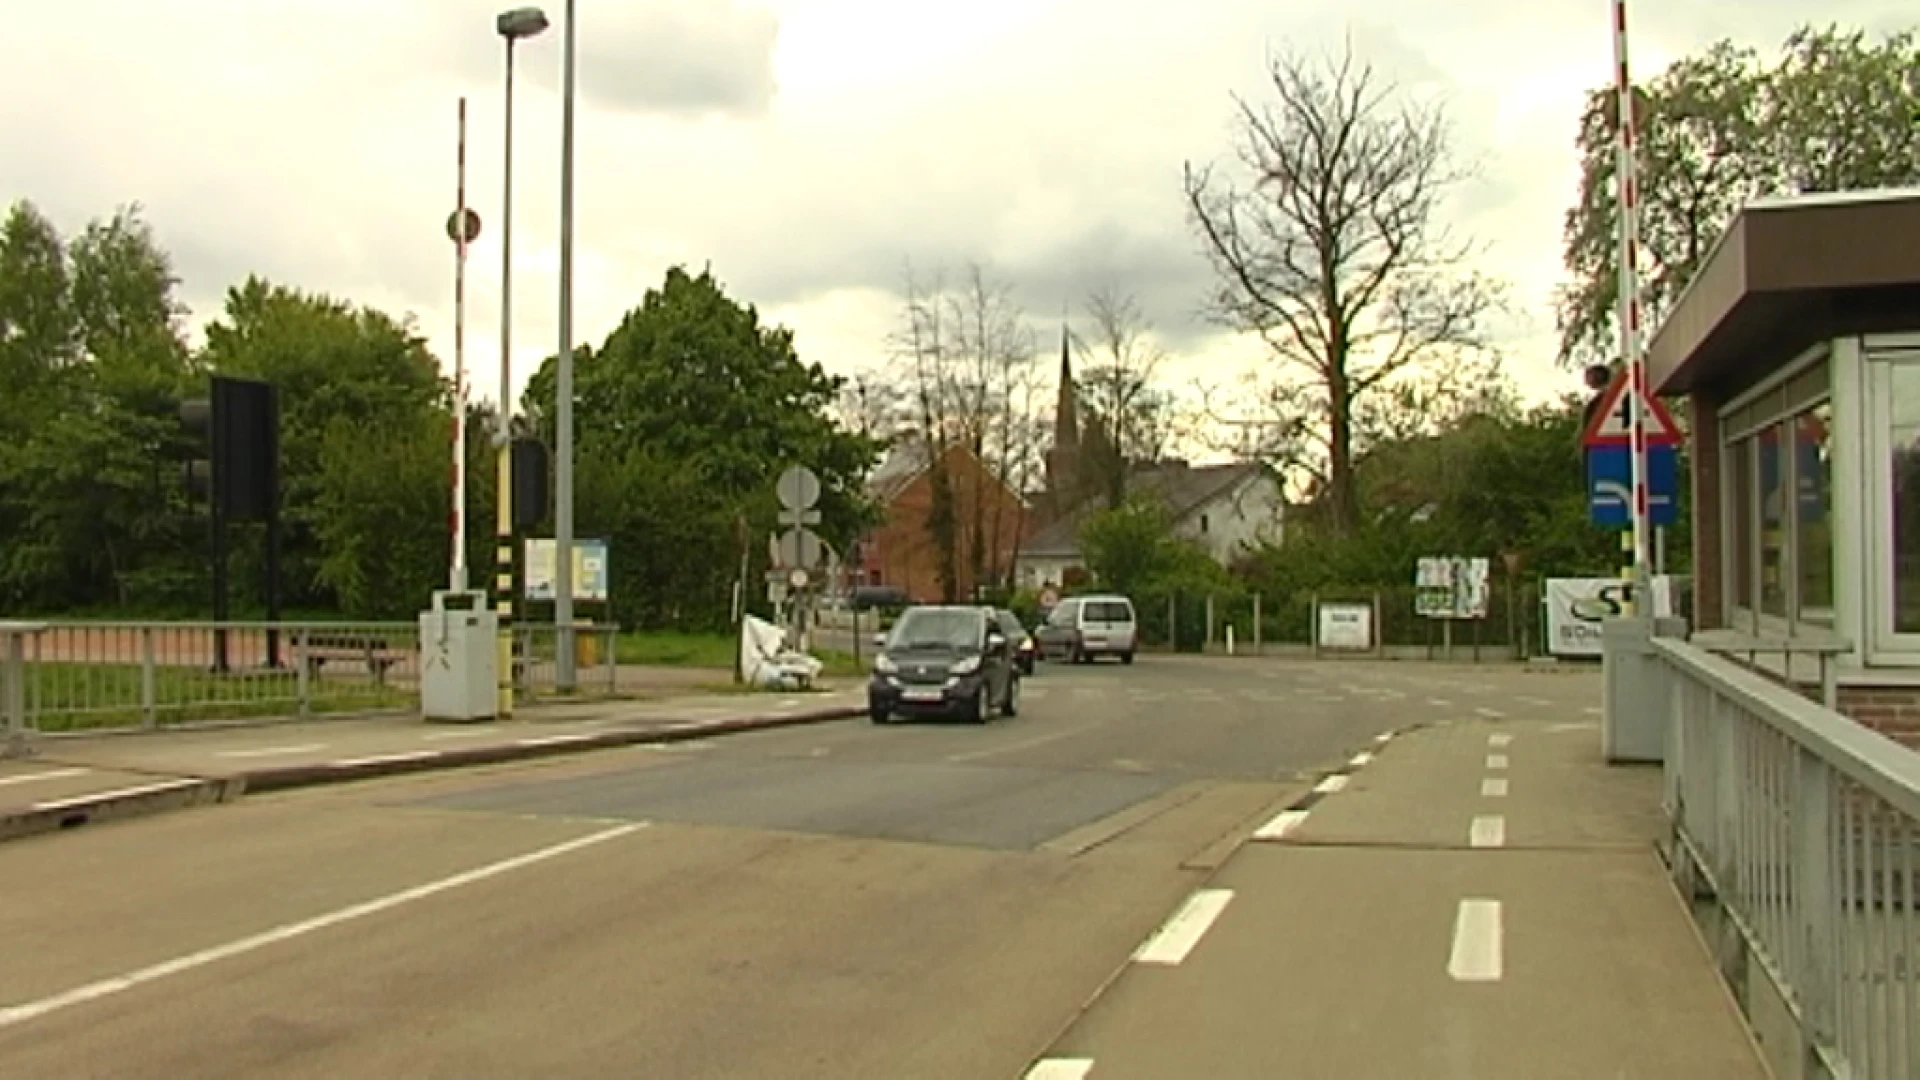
[865,440,932,502]
[1020,461,1270,557]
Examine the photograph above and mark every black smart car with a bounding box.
[868,605,1020,724]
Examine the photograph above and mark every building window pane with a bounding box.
[1729,437,1753,611]
[1759,423,1788,617]
[1893,364,1920,633]
[1795,403,1833,623]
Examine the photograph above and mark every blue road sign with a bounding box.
[1587,444,1678,527]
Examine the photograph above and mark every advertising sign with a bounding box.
[1415,557,1490,619]
[1316,602,1374,651]
[524,537,610,602]
[1544,577,1676,657]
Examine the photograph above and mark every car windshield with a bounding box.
[888,609,983,651]
[1084,600,1132,622]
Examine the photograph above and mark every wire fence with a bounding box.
[1130,580,1549,659]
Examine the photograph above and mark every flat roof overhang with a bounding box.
[1647,188,1920,397]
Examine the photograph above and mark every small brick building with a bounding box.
[1647,187,1920,741]
[856,439,1028,604]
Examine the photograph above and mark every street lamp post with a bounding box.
[554,0,578,690]
[494,5,548,714]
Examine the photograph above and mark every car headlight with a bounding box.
[949,655,981,675]
[874,653,897,674]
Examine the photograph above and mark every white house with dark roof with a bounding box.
[1013,333,1284,588]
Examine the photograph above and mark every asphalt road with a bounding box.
[0,656,1595,1079]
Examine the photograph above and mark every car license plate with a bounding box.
[902,687,943,701]
[1084,637,1105,646]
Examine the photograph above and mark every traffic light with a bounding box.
[179,375,279,522]
[510,437,549,530]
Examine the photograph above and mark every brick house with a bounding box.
[856,438,1028,603]
[1647,187,1920,741]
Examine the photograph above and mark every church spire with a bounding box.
[1054,322,1078,448]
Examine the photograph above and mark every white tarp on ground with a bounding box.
[738,615,824,689]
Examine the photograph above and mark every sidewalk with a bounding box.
[1,686,863,845]
[1024,713,1771,1079]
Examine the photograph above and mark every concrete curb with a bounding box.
[3,704,861,843]
[0,776,240,845]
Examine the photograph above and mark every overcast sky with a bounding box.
[4,0,1912,416]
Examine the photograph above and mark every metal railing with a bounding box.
[18,621,422,731]
[512,623,620,698]
[1655,635,1920,1079]
[0,619,636,736]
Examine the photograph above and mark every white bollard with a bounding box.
[1226,624,1236,656]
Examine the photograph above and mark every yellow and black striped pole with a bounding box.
[496,444,515,715]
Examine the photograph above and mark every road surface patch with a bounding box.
[0,823,643,1032]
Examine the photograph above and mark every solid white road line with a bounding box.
[216,744,326,759]
[1487,733,1512,748]
[420,729,489,741]
[1470,815,1507,848]
[31,778,202,812]
[1134,888,1234,966]
[1314,774,1350,794]
[1448,899,1504,982]
[0,823,643,1031]
[1518,695,1553,707]
[514,733,599,748]
[1582,706,1603,716]
[1253,809,1311,841]
[1486,754,1509,770]
[1349,752,1373,768]
[1024,1060,1095,1080]
[331,750,437,768]
[1474,706,1506,719]
[1427,697,1453,707]
[0,768,88,788]
[1481,777,1509,797]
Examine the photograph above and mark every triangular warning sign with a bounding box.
[1581,370,1683,447]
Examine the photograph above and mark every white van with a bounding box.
[1037,594,1138,665]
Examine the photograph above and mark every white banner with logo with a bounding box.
[1544,577,1675,658]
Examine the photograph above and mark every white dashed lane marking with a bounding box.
[1133,889,1234,966]
[0,768,89,788]
[1487,733,1512,748]
[1314,774,1350,794]
[1024,1060,1095,1080]
[1253,809,1310,841]
[1486,754,1509,770]
[1481,777,1509,798]
[1474,706,1506,719]
[215,744,325,759]
[1470,815,1506,848]
[1448,899,1504,982]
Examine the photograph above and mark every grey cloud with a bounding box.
[401,0,779,119]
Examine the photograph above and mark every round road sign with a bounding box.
[446,208,482,244]
[788,568,809,590]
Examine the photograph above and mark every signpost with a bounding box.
[771,466,826,648]
[1583,368,1684,587]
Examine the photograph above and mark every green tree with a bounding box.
[0,202,198,611]
[1557,26,1920,366]
[199,277,455,614]
[522,265,882,629]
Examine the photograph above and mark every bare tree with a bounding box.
[877,262,1042,600]
[1074,285,1175,508]
[835,371,911,441]
[1183,43,1502,535]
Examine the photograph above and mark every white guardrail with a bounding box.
[1655,634,1920,1079]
